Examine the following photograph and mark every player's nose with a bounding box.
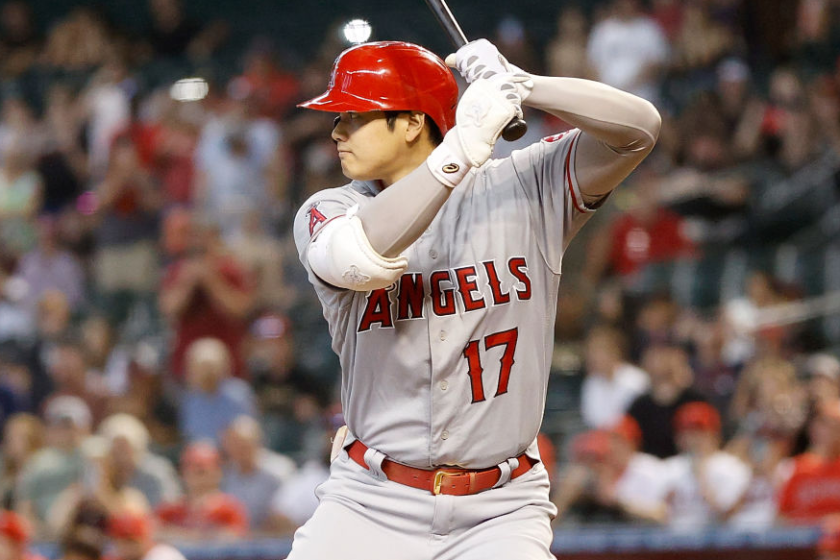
[332,116,348,142]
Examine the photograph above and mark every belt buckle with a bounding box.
[433,470,461,495]
[433,469,475,495]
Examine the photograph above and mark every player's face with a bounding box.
[331,111,415,187]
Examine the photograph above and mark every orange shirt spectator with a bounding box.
[778,400,840,522]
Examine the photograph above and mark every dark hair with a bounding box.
[383,111,443,146]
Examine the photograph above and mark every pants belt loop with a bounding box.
[492,456,519,489]
[363,447,388,481]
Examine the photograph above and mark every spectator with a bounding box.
[728,357,807,440]
[777,398,840,521]
[727,426,792,530]
[662,402,752,530]
[40,7,113,72]
[606,416,670,523]
[553,430,624,524]
[195,90,287,239]
[15,216,86,314]
[108,509,186,560]
[220,415,295,531]
[82,56,133,179]
[580,324,649,429]
[97,414,181,509]
[0,1,40,78]
[229,40,301,121]
[720,271,789,367]
[545,5,592,80]
[587,0,669,104]
[227,211,295,313]
[37,83,87,213]
[56,498,108,560]
[669,0,736,76]
[180,338,256,444]
[42,338,108,425]
[628,343,708,458]
[92,134,162,327]
[556,417,669,525]
[583,168,695,286]
[16,396,92,536]
[145,0,227,60]
[0,509,44,560]
[0,414,44,510]
[159,216,255,380]
[0,133,43,258]
[155,441,247,539]
[266,431,330,535]
[0,273,33,344]
[792,353,840,455]
[0,344,30,425]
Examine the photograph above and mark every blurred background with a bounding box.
[0,0,839,558]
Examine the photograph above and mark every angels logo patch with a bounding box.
[541,132,569,143]
[308,205,327,236]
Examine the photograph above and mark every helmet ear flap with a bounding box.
[298,41,459,136]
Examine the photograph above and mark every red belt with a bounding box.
[346,439,538,496]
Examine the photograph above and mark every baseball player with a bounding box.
[290,38,660,560]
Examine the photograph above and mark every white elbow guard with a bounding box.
[308,214,408,291]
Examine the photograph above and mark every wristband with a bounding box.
[426,142,470,189]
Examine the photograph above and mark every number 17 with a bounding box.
[462,327,519,403]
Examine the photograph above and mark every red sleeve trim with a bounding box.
[564,133,590,214]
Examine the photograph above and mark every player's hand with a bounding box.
[445,38,533,101]
[444,73,524,167]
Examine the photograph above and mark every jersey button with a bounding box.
[440,380,449,391]
[429,250,438,259]
[441,430,450,440]
[439,331,446,341]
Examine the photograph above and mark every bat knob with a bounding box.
[502,116,527,142]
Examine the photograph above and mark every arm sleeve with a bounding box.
[356,163,454,258]
[524,75,661,198]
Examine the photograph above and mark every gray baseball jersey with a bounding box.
[294,129,594,470]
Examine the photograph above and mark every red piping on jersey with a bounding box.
[565,135,588,214]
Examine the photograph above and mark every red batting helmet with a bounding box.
[298,41,458,135]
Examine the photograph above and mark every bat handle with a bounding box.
[502,116,527,142]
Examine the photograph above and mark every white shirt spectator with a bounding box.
[581,363,650,428]
[614,452,669,514]
[664,451,752,530]
[587,13,669,104]
[143,543,188,560]
[270,459,330,527]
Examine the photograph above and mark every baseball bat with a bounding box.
[423,0,528,142]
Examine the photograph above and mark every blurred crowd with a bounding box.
[0,0,840,557]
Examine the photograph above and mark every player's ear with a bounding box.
[404,111,426,143]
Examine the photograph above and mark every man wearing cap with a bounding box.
[661,402,752,530]
[0,510,46,560]
[155,441,247,539]
[554,417,667,524]
[16,396,92,536]
[108,509,186,560]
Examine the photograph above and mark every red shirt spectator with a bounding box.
[159,214,255,379]
[608,208,694,277]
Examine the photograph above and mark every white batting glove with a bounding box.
[442,73,524,168]
[445,38,534,101]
